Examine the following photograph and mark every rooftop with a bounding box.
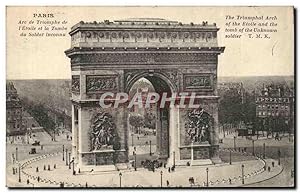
[70,18,218,34]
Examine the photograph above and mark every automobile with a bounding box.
[29,148,36,154]
[32,141,40,146]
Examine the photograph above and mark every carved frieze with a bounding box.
[183,74,213,90]
[71,75,80,93]
[86,75,117,93]
[71,53,217,65]
[72,30,217,44]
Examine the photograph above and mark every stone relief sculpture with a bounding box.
[185,75,211,89]
[86,76,117,92]
[71,76,80,93]
[90,111,117,150]
[185,108,212,143]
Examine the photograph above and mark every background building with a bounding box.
[6,82,25,136]
[255,83,294,135]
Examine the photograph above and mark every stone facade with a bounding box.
[65,18,225,169]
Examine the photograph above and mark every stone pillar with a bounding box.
[168,105,180,166]
[157,108,169,159]
[71,105,76,162]
[210,102,221,163]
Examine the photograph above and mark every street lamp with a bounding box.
[278,149,281,165]
[241,164,245,184]
[69,152,71,169]
[229,151,232,165]
[62,145,65,161]
[16,147,18,161]
[233,136,236,150]
[206,168,209,187]
[65,149,68,166]
[119,172,122,187]
[252,140,255,156]
[160,171,163,187]
[133,151,137,171]
[72,157,75,175]
[149,140,152,156]
[18,165,21,183]
[263,143,266,159]
[173,151,175,168]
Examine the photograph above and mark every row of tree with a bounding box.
[129,111,156,134]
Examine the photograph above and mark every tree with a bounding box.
[129,115,144,134]
[144,111,156,129]
[219,88,243,127]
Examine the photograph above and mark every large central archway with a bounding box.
[126,73,175,161]
[65,18,225,170]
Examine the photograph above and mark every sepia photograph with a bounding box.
[5,6,295,188]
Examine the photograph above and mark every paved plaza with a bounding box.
[6,129,294,188]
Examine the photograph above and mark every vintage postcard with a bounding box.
[6,6,295,188]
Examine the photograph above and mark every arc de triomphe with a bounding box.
[65,18,225,170]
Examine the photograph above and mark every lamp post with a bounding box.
[133,151,137,171]
[173,151,175,168]
[72,157,75,175]
[252,140,255,156]
[149,140,152,156]
[263,143,266,159]
[65,149,68,166]
[233,136,236,150]
[241,164,245,184]
[229,150,232,165]
[18,165,21,183]
[16,147,18,161]
[191,140,194,166]
[62,145,65,161]
[12,153,15,164]
[278,149,281,165]
[119,172,122,187]
[69,152,71,169]
[160,171,163,187]
[206,168,209,187]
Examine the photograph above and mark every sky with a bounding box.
[6,6,294,79]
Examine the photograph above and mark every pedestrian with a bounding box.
[86,182,88,188]
[36,167,39,172]
[166,180,169,187]
[168,167,171,173]
[37,176,40,182]
[44,165,46,170]
[27,179,30,184]
[48,165,50,171]
[268,166,271,172]
[54,164,56,169]
[229,178,232,184]
[272,162,274,167]
[12,167,15,175]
